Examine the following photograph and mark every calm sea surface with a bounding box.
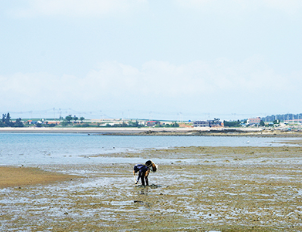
[0,133,296,166]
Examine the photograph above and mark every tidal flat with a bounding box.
[1,143,302,231]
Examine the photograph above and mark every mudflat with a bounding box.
[1,142,302,231]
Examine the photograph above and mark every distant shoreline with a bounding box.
[1,127,302,137]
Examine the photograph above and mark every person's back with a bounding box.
[134,164,149,173]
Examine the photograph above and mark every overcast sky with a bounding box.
[1,0,302,120]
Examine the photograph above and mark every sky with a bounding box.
[1,0,302,121]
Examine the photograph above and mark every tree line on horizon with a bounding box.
[0,113,24,127]
[1,111,299,128]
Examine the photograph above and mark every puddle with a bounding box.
[109,201,133,206]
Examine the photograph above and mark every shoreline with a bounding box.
[1,126,302,137]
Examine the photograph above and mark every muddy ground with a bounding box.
[1,141,302,231]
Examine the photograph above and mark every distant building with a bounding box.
[193,119,223,127]
[45,121,60,125]
[194,121,210,127]
[28,120,39,125]
[146,121,160,127]
[208,119,223,127]
[247,117,261,125]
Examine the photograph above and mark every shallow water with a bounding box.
[0,133,297,166]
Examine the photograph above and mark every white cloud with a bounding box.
[10,0,148,18]
[1,58,300,116]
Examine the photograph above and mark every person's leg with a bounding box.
[145,170,150,186]
[141,171,145,186]
[133,166,139,184]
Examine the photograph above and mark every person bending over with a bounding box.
[133,160,157,186]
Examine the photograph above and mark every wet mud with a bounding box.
[1,144,302,231]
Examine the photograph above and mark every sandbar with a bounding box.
[0,166,77,188]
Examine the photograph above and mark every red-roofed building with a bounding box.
[146,121,160,127]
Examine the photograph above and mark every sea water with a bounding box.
[0,133,296,166]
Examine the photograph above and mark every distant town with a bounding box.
[1,112,302,131]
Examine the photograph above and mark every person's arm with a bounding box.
[133,170,137,184]
[133,170,141,184]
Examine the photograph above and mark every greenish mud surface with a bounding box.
[1,144,302,231]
